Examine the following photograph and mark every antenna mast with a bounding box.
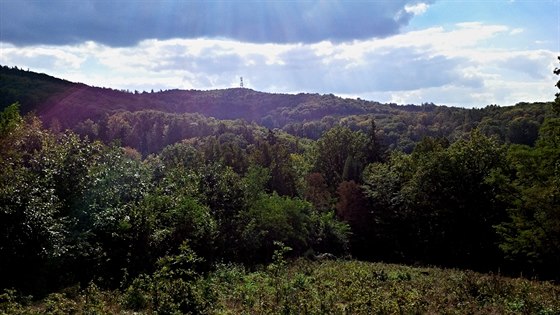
[240,77,244,88]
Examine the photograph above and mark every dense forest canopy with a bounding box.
[1,65,559,313]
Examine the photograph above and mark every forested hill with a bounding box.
[0,65,76,113]
[0,65,383,125]
[0,65,554,153]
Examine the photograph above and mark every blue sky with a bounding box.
[0,0,558,107]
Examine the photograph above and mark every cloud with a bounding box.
[1,0,434,46]
[0,22,555,108]
[509,28,524,35]
[496,51,555,80]
[404,3,429,15]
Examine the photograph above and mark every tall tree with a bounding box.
[0,102,23,135]
[554,56,560,113]
[362,133,508,268]
[365,118,383,163]
[304,172,332,212]
[496,118,560,279]
[335,180,370,255]
[314,126,366,189]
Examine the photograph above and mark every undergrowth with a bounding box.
[2,257,559,314]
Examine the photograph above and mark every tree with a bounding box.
[0,102,23,135]
[314,126,366,190]
[250,133,297,196]
[75,118,100,140]
[197,163,246,261]
[362,153,415,261]
[243,165,271,203]
[362,133,508,268]
[132,193,217,269]
[406,132,508,267]
[72,145,153,286]
[554,56,560,113]
[0,113,102,293]
[238,193,314,262]
[335,180,370,256]
[496,118,560,279]
[365,118,383,163]
[303,173,332,212]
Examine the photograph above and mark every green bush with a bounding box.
[122,241,216,314]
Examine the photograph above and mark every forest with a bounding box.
[1,65,560,313]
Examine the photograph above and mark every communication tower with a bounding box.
[240,77,244,88]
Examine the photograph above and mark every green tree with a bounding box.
[407,132,507,267]
[239,193,313,262]
[496,118,560,279]
[243,165,271,203]
[362,153,415,261]
[0,113,102,293]
[61,144,155,287]
[123,242,212,314]
[0,102,23,135]
[335,180,370,256]
[365,118,383,163]
[314,126,366,189]
[198,163,246,261]
[362,133,508,267]
[554,56,560,113]
[128,192,217,275]
[250,132,298,196]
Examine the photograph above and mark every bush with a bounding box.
[122,242,216,314]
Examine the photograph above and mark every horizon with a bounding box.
[1,0,558,108]
[3,64,553,109]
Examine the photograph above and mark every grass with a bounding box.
[209,260,560,314]
[2,259,559,314]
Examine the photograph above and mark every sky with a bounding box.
[0,0,558,107]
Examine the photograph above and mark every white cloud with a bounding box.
[510,28,524,35]
[405,3,429,15]
[1,43,87,70]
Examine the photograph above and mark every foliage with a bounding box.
[362,131,509,268]
[554,56,560,113]
[6,259,559,314]
[121,242,215,314]
[1,59,560,311]
[239,193,315,262]
[314,126,367,189]
[0,111,102,293]
[496,118,560,278]
[2,66,552,154]
[209,260,560,315]
[0,102,23,135]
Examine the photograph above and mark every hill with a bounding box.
[1,65,553,153]
[1,65,382,128]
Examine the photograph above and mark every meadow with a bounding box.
[3,256,559,314]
